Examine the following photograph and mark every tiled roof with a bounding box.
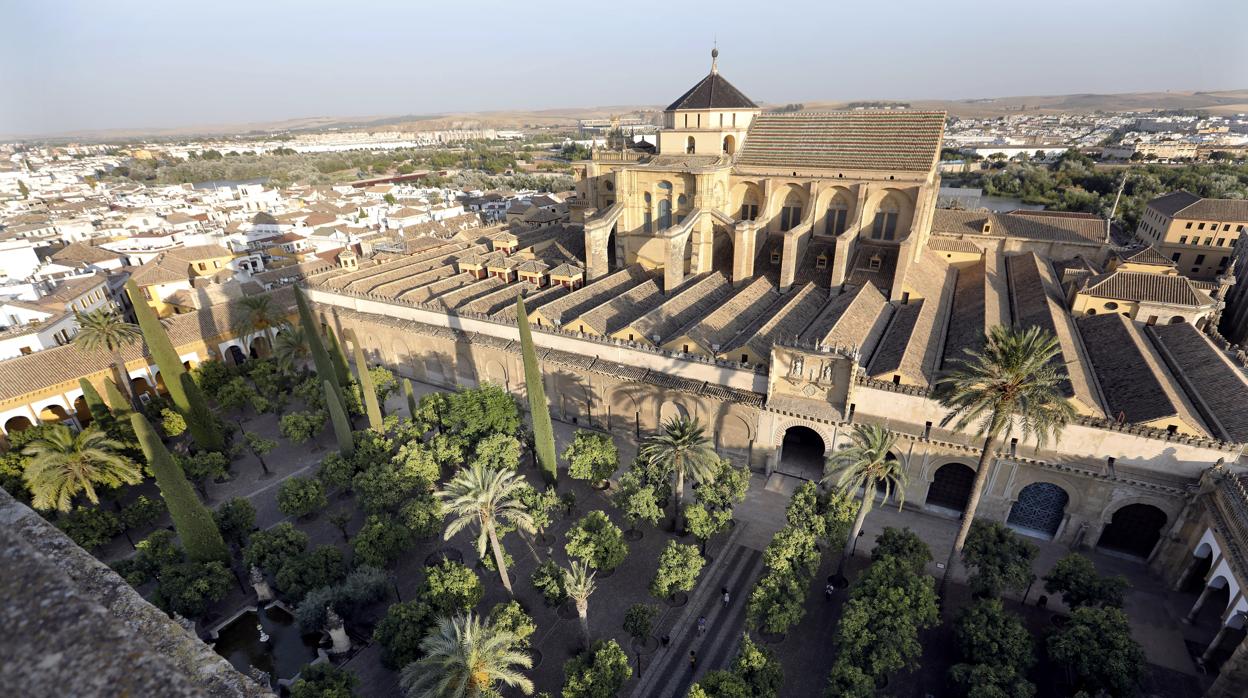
[1080,270,1211,307]
[531,266,648,326]
[491,284,568,320]
[0,289,295,403]
[1078,314,1178,425]
[627,273,732,344]
[666,71,757,111]
[931,209,1104,245]
[736,111,945,173]
[1120,245,1176,267]
[801,282,890,350]
[572,279,664,335]
[869,250,954,385]
[942,260,987,370]
[1148,322,1248,442]
[729,282,827,360]
[129,256,190,286]
[928,236,982,255]
[50,243,122,265]
[678,276,776,353]
[1146,190,1248,221]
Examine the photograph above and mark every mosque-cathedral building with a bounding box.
[2,51,1248,691]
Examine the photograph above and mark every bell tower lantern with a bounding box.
[658,48,760,157]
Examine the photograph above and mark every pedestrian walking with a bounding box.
[825,581,835,600]
[697,616,707,636]
[721,586,730,606]
[689,650,697,670]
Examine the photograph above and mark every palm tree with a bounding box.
[564,560,597,649]
[935,324,1076,594]
[273,323,309,373]
[21,424,142,512]
[438,463,534,596]
[73,308,142,409]
[231,294,283,356]
[399,613,533,698]
[824,424,906,581]
[639,416,718,531]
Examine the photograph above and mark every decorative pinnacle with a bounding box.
[711,44,719,74]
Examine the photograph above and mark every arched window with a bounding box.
[780,190,804,232]
[643,192,653,234]
[686,136,696,155]
[659,199,672,230]
[676,194,688,224]
[1086,308,1097,315]
[1103,301,1119,310]
[723,135,736,155]
[871,197,900,240]
[825,197,849,235]
[1170,316,1187,324]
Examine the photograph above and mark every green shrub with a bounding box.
[213,497,256,548]
[59,505,123,550]
[155,560,232,618]
[275,545,347,601]
[243,522,309,574]
[277,476,328,518]
[531,559,567,606]
[565,510,628,572]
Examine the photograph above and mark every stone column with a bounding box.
[250,565,272,602]
[1208,630,1248,697]
[665,232,688,293]
[1202,623,1231,664]
[1185,583,1218,624]
[1172,554,1206,592]
[731,220,757,285]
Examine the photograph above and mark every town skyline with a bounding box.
[3,0,1247,136]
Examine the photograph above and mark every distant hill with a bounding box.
[12,89,1246,142]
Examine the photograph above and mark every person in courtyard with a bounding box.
[697,616,706,635]
[689,650,697,670]
[721,587,730,606]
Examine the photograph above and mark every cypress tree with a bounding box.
[517,295,556,484]
[403,378,417,419]
[179,373,223,451]
[131,412,228,563]
[78,378,111,424]
[103,378,131,414]
[124,280,222,450]
[295,286,337,386]
[325,379,354,458]
[349,331,384,430]
[326,326,352,388]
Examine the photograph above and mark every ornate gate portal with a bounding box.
[777,426,826,481]
[1007,482,1069,539]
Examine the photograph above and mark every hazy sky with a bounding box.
[2,0,1245,136]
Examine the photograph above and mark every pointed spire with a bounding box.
[710,43,719,74]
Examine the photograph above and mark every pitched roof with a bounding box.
[1147,190,1248,221]
[1147,322,1248,442]
[931,209,1105,245]
[626,273,732,344]
[1078,313,1179,425]
[1119,245,1176,268]
[50,243,122,265]
[666,71,757,111]
[0,289,295,402]
[736,111,945,173]
[1080,270,1211,307]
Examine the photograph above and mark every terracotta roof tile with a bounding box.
[736,111,945,173]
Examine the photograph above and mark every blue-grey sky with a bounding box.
[2,0,1245,136]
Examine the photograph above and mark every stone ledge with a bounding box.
[0,487,273,698]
